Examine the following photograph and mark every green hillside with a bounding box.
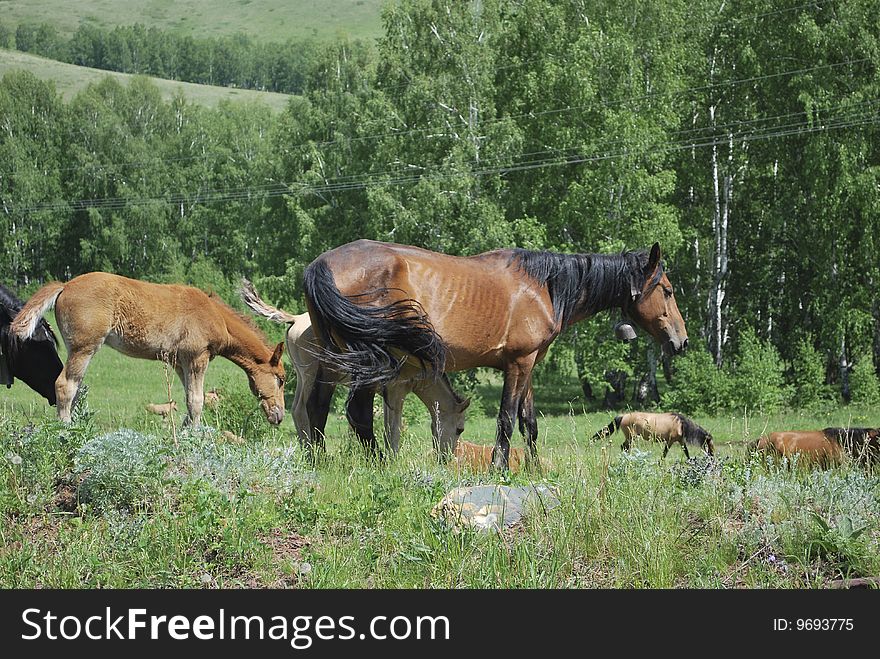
[0,0,388,42]
[0,48,293,110]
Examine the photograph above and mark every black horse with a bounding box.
[1,284,63,405]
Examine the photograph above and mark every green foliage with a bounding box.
[201,378,275,442]
[663,343,733,415]
[790,335,834,410]
[849,353,880,407]
[74,429,168,512]
[730,328,790,414]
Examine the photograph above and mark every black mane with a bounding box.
[672,412,713,447]
[509,248,662,327]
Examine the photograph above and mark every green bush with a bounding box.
[74,429,169,512]
[849,353,880,406]
[729,328,790,413]
[789,335,834,410]
[662,343,732,415]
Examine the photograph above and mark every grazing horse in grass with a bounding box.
[1,284,63,405]
[592,411,715,459]
[755,428,880,469]
[303,240,687,470]
[239,279,470,458]
[12,273,286,427]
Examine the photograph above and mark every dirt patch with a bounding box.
[53,481,79,513]
[260,528,312,564]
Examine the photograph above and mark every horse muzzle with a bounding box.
[664,336,688,356]
[265,405,284,426]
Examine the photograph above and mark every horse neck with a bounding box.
[564,253,634,325]
[216,306,271,374]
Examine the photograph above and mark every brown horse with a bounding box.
[303,239,687,470]
[755,428,880,468]
[239,279,469,458]
[592,411,715,459]
[11,273,285,427]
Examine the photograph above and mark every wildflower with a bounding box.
[10,454,22,465]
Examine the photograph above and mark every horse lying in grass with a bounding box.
[755,428,880,469]
[1,284,63,405]
[240,279,469,459]
[12,273,286,427]
[592,411,715,459]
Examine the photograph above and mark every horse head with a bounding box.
[1,285,63,405]
[626,243,688,356]
[247,341,286,425]
[13,336,63,405]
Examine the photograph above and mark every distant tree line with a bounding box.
[1,20,330,94]
[2,0,879,411]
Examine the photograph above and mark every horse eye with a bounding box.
[663,288,673,298]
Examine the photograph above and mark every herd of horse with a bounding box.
[2,240,878,472]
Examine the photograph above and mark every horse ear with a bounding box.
[270,341,285,367]
[645,242,662,275]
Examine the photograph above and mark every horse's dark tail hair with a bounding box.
[303,257,446,388]
[592,415,623,441]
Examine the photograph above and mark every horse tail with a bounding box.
[239,278,301,324]
[302,257,446,387]
[11,282,64,341]
[592,415,623,441]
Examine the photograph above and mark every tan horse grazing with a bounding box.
[755,428,880,469]
[303,240,687,470]
[452,440,552,474]
[239,280,470,458]
[12,273,286,427]
[592,411,715,459]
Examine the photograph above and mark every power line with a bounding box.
[9,104,877,215]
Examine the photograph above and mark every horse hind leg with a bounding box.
[346,386,382,459]
[305,367,335,455]
[56,344,100,423]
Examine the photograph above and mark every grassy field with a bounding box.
[0,48,294,110]
[0,0,387,42]
[2,329,879,588]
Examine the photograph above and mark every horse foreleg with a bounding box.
[492,362,532,472]
[180,354,208,427]
[291,343,319,449]
[346,386,381,458]
[382,380,412,456]
[56,345,98,423]
[518,377,538,464]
